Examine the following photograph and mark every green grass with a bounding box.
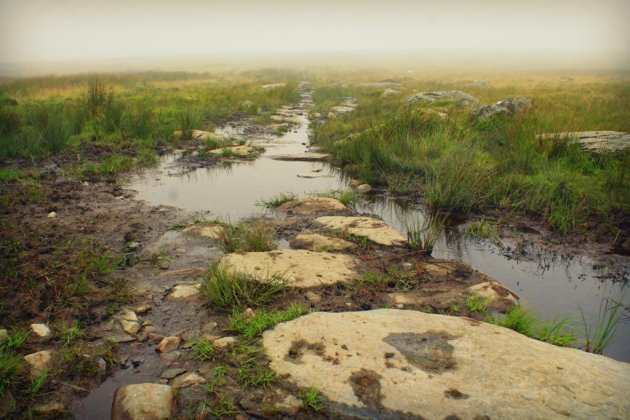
[201,264,288,311]
[404,214,444,254]
[29,370,48,399]
[300,387,325,411]
[58,320,84,345]
[256,192,297,208]
[237,357,276,388]
[0,346,24,396]
[311,80,630,233]
[0,168,23,182]
[316,189,361,206]
[466,220,500,244]
[218,220,276,253]
[465,294,494,313]
[490,305,576,347]
[229,305,306,339]
[191,338,215,361]
[581,295,623,354]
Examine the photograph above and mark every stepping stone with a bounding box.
[315,216,407,246]
[218,249,358,288]
[277,197,348,216]
[292,233,357,252]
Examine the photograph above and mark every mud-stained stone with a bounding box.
[32,402,66,416]
[262,309,630,418]
[173,129,215,141]
[111,383,175,420]
[219,249,358,288]
[168,284,201,299]
[23,350,54,379]
[269,152,331,161]
[383,332,456,373]
[160,368,187,379]
[213,336,238,349]
[315,216,407,246]
[349,369,384,410]
[30,323,51,338]
[355,184,372,193]
[305,291,322,303]
[277,197,348,216]
[210,145,260,158]
[467,280,519,310]
[537,131,630,153]
[0,328,8,342]
[292,233,357,252]
[116,308,138,322]
[182,222,225,240]
[473,97,532,120]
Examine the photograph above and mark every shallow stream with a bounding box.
[127,92,629,362]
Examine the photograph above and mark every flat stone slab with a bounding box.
[292,233,357,252]
[537,131,630,153]
[168,284,201,299]
[407,91,480,107]
[218,249,358,288]
[269,152,331,161]
[182,223,225,240]
[277,197,348,216]
[315,216,407,246]
[263,309,630,419]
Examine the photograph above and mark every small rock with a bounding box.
[160,368,187,379]
[96,357,107,374]
[117,309,138,322]
[474,97,532,120]
[111,384,175,420]
[120,319,141,335]
[104,333,136,343]
[213,336,238,349]
[355,184,371,193]
[172,372,206,389]
[24,350,54,379]
[305,291,322,303]
[30,323,51,338]
[407,90,479,107]
[160,351,181,365]
[157,336,181,353]
[275,394,302,415]
[203,322,218,333]
[47,211,57,219]
[148,332,164,342]
[32,402,65,416]
[135,305,151,314]
[244,308,256,319]
[168,284,201,299]
[0,329,8,343]
[348,179,362,187]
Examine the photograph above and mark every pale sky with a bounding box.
[0,0,629,64]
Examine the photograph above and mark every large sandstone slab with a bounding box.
[315,216,407,246]
[111,384,175,420]
[218,249,358,287]
[263,310,630,419]
[277,197,348,216]
[537,131,630,153]
[292,233,357,252]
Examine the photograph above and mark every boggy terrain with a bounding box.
[0,70,629,418]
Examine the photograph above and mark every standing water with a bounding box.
[127,89,629,361]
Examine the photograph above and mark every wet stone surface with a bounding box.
[383,331,457,373]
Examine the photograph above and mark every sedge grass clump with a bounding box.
[581,295,624,355]
[404,214,445,254]
[490,305,576,347]
[218,220,276,253]
[465,294,494,313]
[191,338,215,361]
[256,192,297,209]
[300,387,325,411]
[201,264,287,311]
[490,305,538,336]
[229,305,306,339]
[466,220,500,244]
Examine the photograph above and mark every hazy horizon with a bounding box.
[1,0,629,76]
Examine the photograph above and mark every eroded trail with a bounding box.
[66,85,629,418]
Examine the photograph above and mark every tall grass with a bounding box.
[218,220,276,253]
[581,295,624,354]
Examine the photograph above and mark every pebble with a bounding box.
[30,323,51,338]
[157,336,181,353]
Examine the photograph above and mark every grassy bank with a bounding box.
[0,71,301,174]
[310,75,630,233]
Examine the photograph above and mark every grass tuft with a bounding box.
[218,220,276,253]
[191,338,215,361]
[316,189,361,206]
[581,295,623,354]
[201,264,288,311]
[300,387,325,411]
[229,305,306,339]
[256,192,297,209]
[465,294,494,313]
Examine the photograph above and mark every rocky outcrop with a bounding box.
[537,131,630,153]
[218,249,358,288]
[315,216,407,246]
[407,91,479,107]
[473,97,532,120]
[111,384,175,420]
[276,197,349,216]
[263,309,630,419]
